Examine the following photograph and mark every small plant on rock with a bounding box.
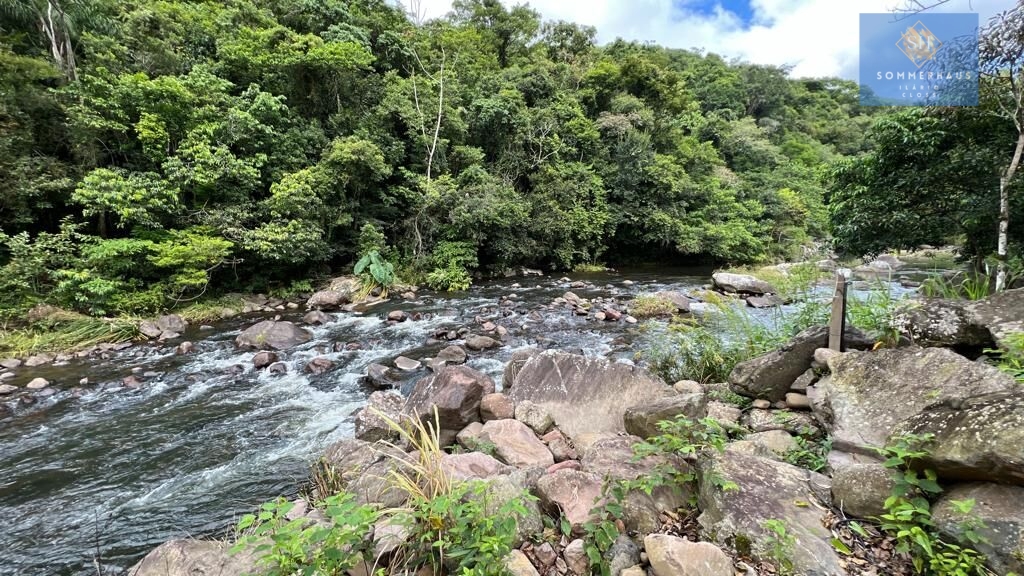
[761,518,796,576]
[873,433,993,576]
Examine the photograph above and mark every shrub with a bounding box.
[426,241,478,292]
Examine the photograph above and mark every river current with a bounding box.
[0,267,917,575]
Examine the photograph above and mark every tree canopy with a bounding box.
[0,0,881,315]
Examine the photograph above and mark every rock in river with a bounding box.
[235,321,312,351]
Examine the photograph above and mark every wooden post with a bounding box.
[829,271,850,351]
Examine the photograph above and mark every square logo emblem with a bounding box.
[860,13,979,106]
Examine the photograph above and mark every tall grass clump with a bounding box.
[0,316,140,356]
[233,407,531,576]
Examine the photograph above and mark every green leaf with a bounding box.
[830,538,852,555]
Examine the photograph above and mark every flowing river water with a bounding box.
[0,267,921,575]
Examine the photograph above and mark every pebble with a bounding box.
[785,392,811,410]
[752,399,771,409]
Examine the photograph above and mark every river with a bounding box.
[0,267,918,575]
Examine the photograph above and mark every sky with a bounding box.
[409,0,1015,80]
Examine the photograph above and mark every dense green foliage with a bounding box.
[0,0,876,317]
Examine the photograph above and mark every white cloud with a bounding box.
[407,0,1012,79]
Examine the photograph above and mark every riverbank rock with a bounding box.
[507,350,673,441]
[252,351,278,369]
[697,451,840,576]
[436,345,468,365]
[536,469,605,531]
[320,438,409,507]
[812,347,1018,457]
[644,534,733,576]
[355,391,404,443]
[503,347,540,390]
[128,539,261,576]
[364,363,400,389]
[828,452,897,518]
[893,287,1024,350]
[303,310,331,325]
[440,452,512,481]
[477,419,554,468]
[711,272,776,295]
[156,314,187,334]
[933,483,1024,575]
[729,324,873,402]
[894,392,1024,484]
[404,365,496,442]
[623,393,707,439]
[235,321,312,350]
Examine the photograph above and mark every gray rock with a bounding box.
[895,392,1024,485]
[436,345,468,365]
[790,368,817,392]
[0,383,17,395]
[26,377,49,390]
[829,453,897,518]
[483,474,544,548]
[507,350,673,442]
[729,325,874,402]
[393,356,421,371]
[744,430,799,456]
[624,393,707,439]
[502,347,541,391]
[706,401,742,427]
[304,357,333,375]
[505,550,540,576]
[354,391,404,443]
[605,535,642,576]
[712,272,776,295]
[305,289,349,311]
[235,321,312,350]
[127,539,261,576]
[465,335,501,351]
[24,353,54,367]
[156,314,187,333]
[139,321,163,339]
[440,452,512,481]
[0,358,21,370]
[813,347,1017,457]
[252,351,278,369]
[320,438,408,507]
[743,409,821,437]
[893,288,1024,349]
[933,482,1024,575]
[364,363,399,389]
[303,310,331,325]
[697,451,841,576]
[653,291,692,313]
[514,399,554,435]
[746,295,785,309]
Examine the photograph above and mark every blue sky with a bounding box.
[416,0,1014,79]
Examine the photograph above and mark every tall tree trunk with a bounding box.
[996,131,1024,292]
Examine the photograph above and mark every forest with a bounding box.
[0,0,1020,319]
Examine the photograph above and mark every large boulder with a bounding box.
[127,539,261,576]
[893,287,1024,350]
[933,483,1024,576]
[894,392,1024,485]
[506,350,673,441]
[812,347,1018,457]
[235,321,312,350]
[697,451,840,576]
[404,365,496,438]
[729,325,873,402]
[711,272,776,295]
